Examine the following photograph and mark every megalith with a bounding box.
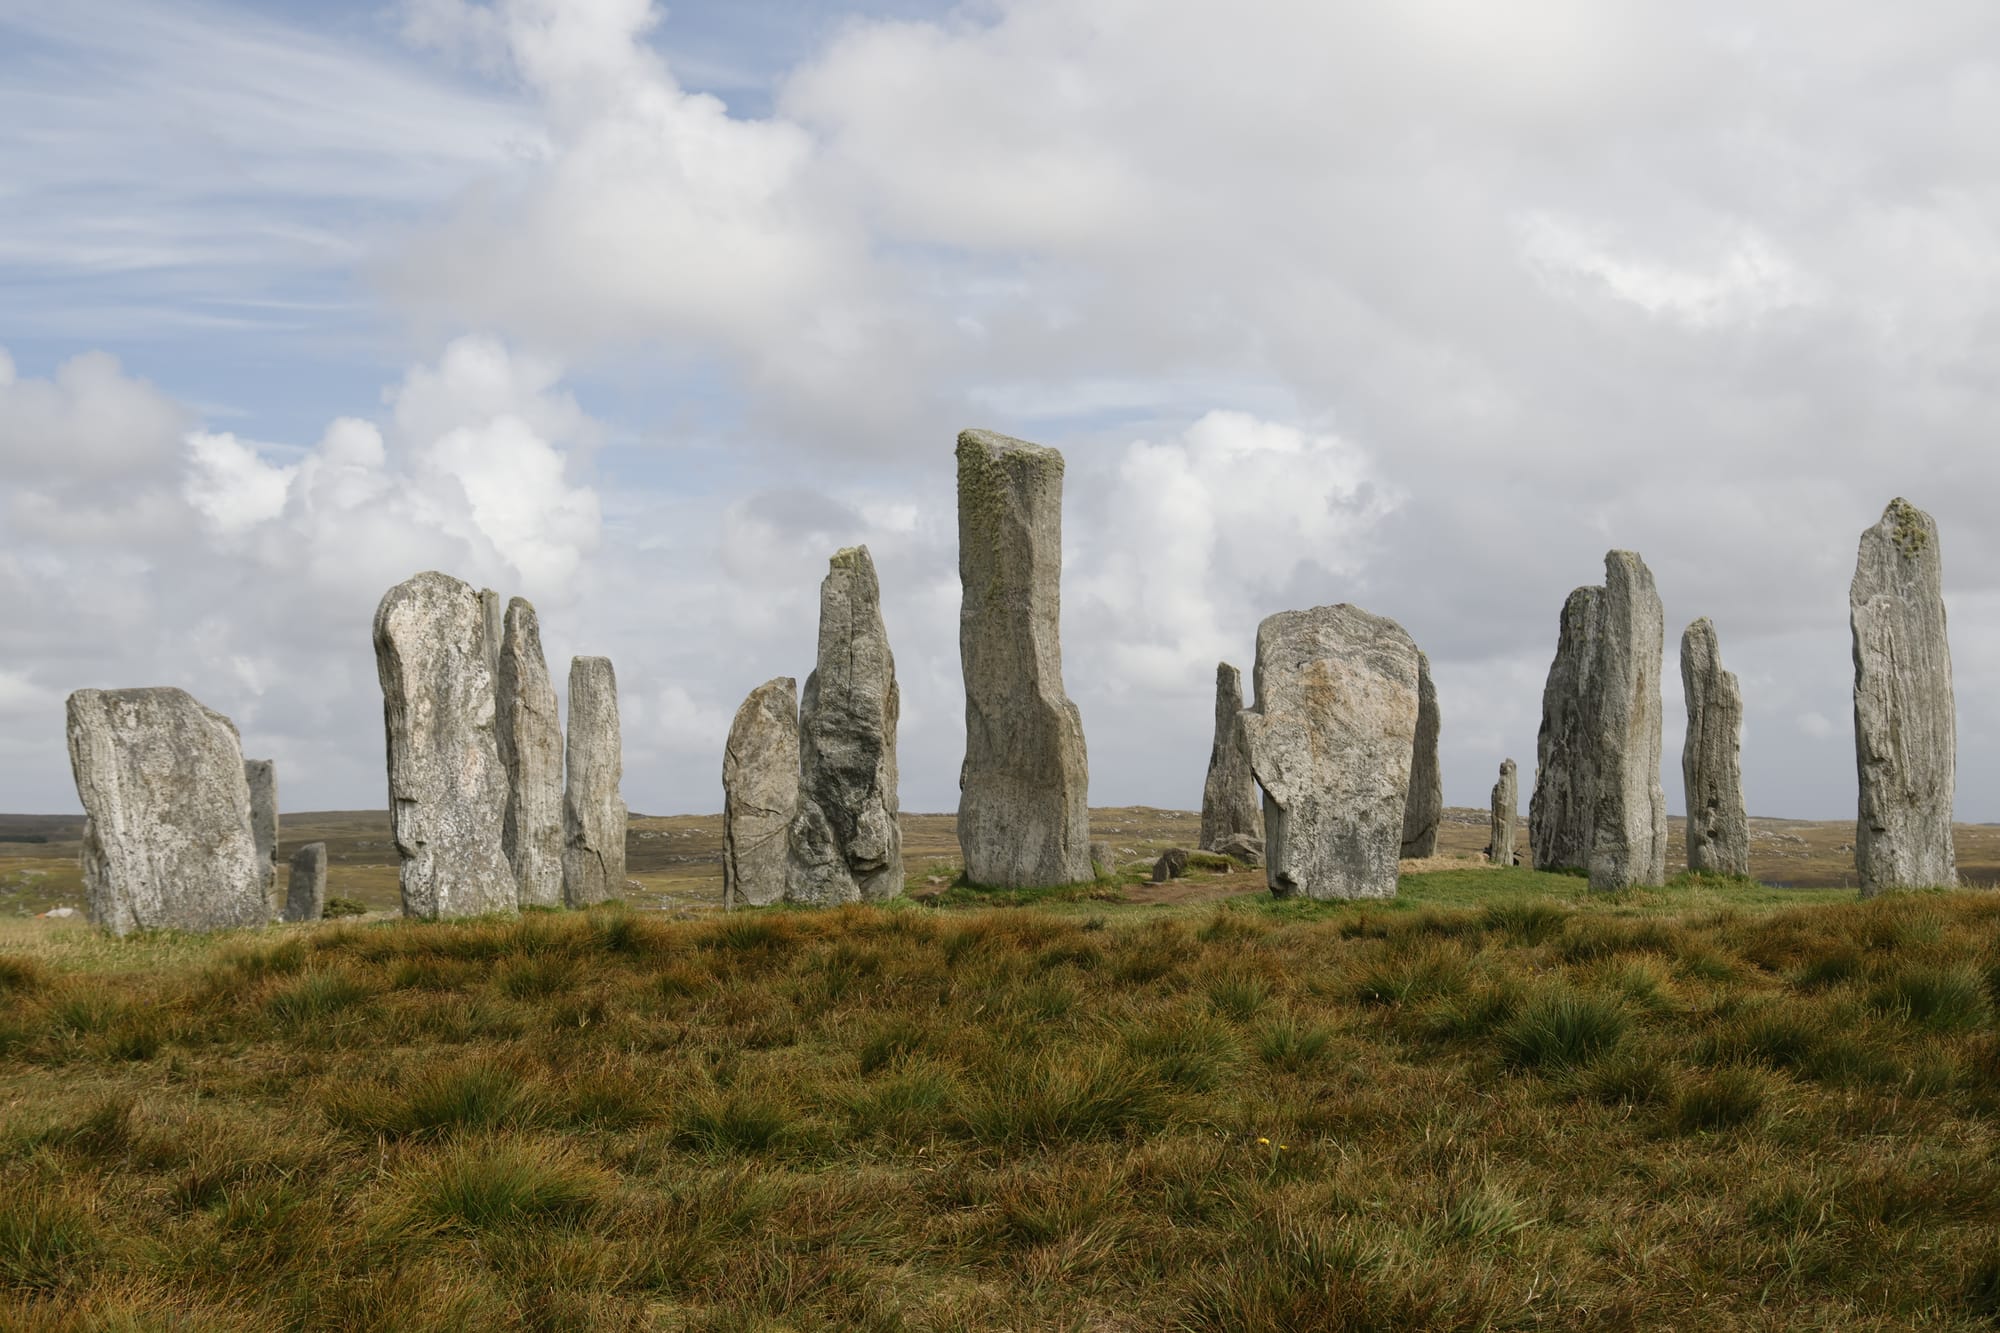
[723,677,799,909]
[497,597,564,909]
[955,428,1091,887]
[244,757,278,910]
[481,588,503,681]
[1241,604,1420,900]
[373,571,515,920]
[1199,662,1262,851]
[1851,498,1956,894]
[1528,552,1666,890]
[65,687,268,936]
[563,656,626,907]
[1681,618,1749,877]
[1490,759,1517,865]
[284,842,327,923]
[1400,652,1442,858]
[789,546,902,904]
[1529,586,1602,873]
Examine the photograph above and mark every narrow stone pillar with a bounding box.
[244,757,278,911]
[723,677,799,908]
[284,842,327,923]
[1489,759,1517,865]
[1199,662,1262,851]
[955,428,1090,887]
[497,598,564,908]
[1680,618,1749,877]
[562,656,626,907]
[1400,652,1442,858]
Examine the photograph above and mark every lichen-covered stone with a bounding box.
[373,571,516,921]
[956,428,1091,887]
[65,687,267,936]
[1528,552,1666,891]
[1490,759,1517,865]
[790,546,902,904]
[1529,586,1602,873]
[1089,840,1115,876]
[244,757,278,911]
[1851,498,1956,894]
[1400,652,1442,858]
[1681,618,1749,877]
[1242,604,1420,901]
[1199,661,1262,852]
[284,842,327,923]
[562,656,626,907]
[723,678,798,909]
[497,598,564,909]
[481,587,503,682]
[1586,552,1667,891]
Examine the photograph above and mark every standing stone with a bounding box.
[1681,618,1750,877]
[480,588,503,682]
[1199,662,1262,851]
[956,429,1091,887]
[284,842,327,923]
[1529,586,1603,873]
[1400,652,1442,858]
[1489,759,1517,866]
[1241,604,1421,901]
[1851,498,1956,894]
[374,571,516,921]
[789,546,902,904]
[244,758,278,911]
[497,598,564,909]
[65,687,267,936]
[563,656,626,907]
[1528,552,1667,890]
[1587,552,1667,891]
[723,677,799,909]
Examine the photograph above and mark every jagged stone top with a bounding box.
[957,428,1065,472]
[828,544,874,574]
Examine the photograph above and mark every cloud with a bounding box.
[0,348,189,481]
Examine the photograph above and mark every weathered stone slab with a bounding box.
[1200,662,1262,851]
[244,757,278,911]
[373,571,516,920]
[497,597,564,909]
[563,656,625,907]
[1851,498,1956,894]
[1528,552,1666,890]
[1489,759,1517,865]
[790,546,902,904]
[1152,847,1190,882]
[1089,840,1115,876]
[1241,604,1420,901]
[956,428,1091,887]
[1586,552,1667,891]
[1681,618,1749,877]
[65,687,267,936]
[1400,652,1442,858]
[1215,832,1264,867]
[1529,586,1602,873]
[284,842,327,923]
[724,678,799,909]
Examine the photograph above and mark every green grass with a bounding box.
[6,883,2000,1327]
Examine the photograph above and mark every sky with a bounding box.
[3,0,1998,821]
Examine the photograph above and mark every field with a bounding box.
[5,805,2000,1329]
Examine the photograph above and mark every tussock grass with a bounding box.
[7,888,2000,1326]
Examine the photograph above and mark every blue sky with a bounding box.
[3,0,1999,827]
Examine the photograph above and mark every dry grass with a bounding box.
[5,872,2000,1328]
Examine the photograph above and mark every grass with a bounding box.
[6,877,2000,1327]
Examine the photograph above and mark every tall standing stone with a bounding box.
[480,588,503,682]
[1586,551,1667,891]
[1241,604,1421,901]
[1681,618,1749,877]
[1199,662,1262,851]
[244,757,278,911]
[374,571,516,920]
[563,656,626,907]
[497,598,564,909]
[284,842,327,923]
[1528,552,1666,890]
[1851,498,1956,894]
[1490,759,1518,865]
[956,428,1091,888]
[1529,586,1603,872]
[723,677,799,909]
[65,687,267,936]
[789,547,902,905]
[1400,652,1442,859]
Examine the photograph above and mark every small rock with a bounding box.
[1214,833,1263,867]
[41,906,78,919]
[1152,847,1191,883]
[1088,840,1115,875]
